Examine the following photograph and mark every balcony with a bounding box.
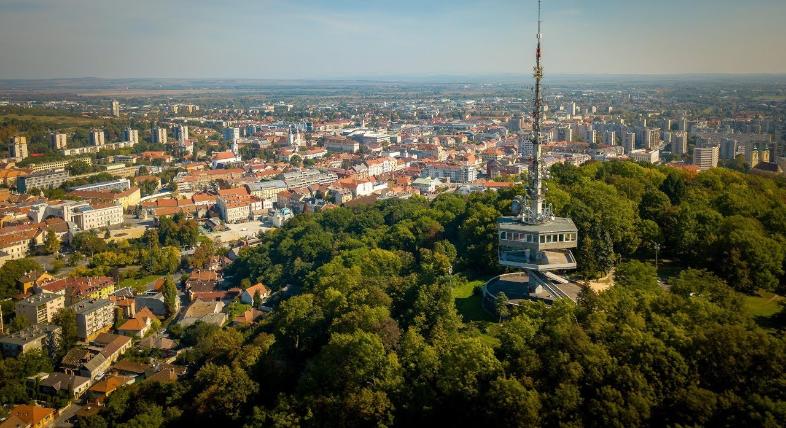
[499,248,577,271]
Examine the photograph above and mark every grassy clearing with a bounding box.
[453,279,495,323]
[0,113,103,127]
[741,289,784,332]
[742,290,784,318]
[119,274,162,294]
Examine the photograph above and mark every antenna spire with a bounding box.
[521,0,549,224]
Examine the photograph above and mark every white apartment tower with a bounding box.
[152,127,168,144]
[9,136,29,160]
[50,132,67,150]
[89,129,105,146]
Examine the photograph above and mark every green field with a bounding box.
[453,279,495,322]
[741,289,784,332]
[0,113,104,127]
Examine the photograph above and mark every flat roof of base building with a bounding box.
[498,216,578,233]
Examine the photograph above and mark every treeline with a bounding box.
[549,161,786,294]
[76,167,786,427]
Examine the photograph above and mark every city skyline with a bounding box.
[0,0,785,79]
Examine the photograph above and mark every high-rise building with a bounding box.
[605,131,617,146]
[624,132,636,154]
[693,146,719,171]
[123,128,139,145]
[672,132,688,158]
[89,129,105,146]
[152,127,167,144]
[680,117,689,132]
[720,139,737,160]
[570,102,578,116]
[111,100,120,117]
[173,125,189,142]
[223,127,240,142]
[50,133,67,150]
[509,114,524,132]
[8,136,28,161]
[586,129,598,145]
[644,128,661,150]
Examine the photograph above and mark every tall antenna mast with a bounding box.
[522,0,550,224]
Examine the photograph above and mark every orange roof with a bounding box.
[9,404,55,426]
[89,375,131,394]
[482,180,515,188]
[245,282,269,297]
[118,317,146,331]
[189,270,218,282]
[218,187,249,197]
[212,151,238,160]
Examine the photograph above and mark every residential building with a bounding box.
[281,169,338,188]
[17,169,70,193]
[39,372,91,399]
[693,146,719,171]
[672,131,688,158]
[89,129,105,146]
[324,136,359,153]
[240,283,270,306]
[15,292,65,324]
[421,162,478,183]
[73,299,116,340]
[117,307,156,337]
[38,276,115,305]
[27,157,90,173]
[111,100,120,117]
[123,128,139,145]
[87,375,133,402]
[8,136,29,161]
[62,140,135,156]
[174,125,189,142]
[629,149,660,164]
[6,404,55,428]
[72,178,131,193]
[0,324,61,357]
[70,187,140,210]
[223,127,240,142]
[364,157,396,176]
[50,132,67,150]
[720,138,738,160]
[178,300,226,327]
[135,292,172,317]
[246,180,287,201]
[412,177,440,194]
[152,127,167,144]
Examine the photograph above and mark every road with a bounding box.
[54,403,82,427]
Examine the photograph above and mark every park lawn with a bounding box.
[119,274,162,294]
[453,279,495,323]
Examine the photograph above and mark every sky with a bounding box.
[0,0,785,79]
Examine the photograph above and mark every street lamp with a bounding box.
[652,241,662,271]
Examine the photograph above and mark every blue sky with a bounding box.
[0,0,784,79]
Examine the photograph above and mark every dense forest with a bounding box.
[65,161,786,426]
